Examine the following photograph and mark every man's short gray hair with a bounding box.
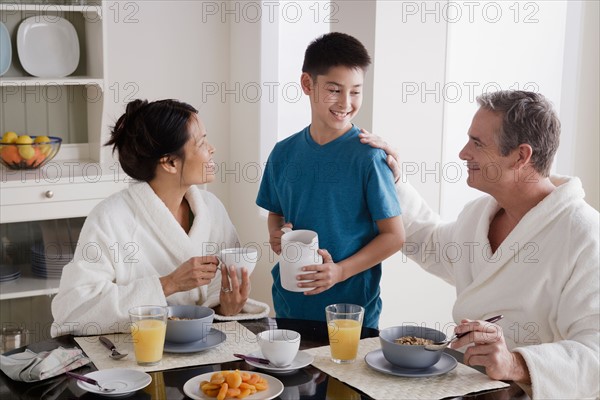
[477,90,560,177]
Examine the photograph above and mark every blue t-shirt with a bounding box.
[256,125,401,329]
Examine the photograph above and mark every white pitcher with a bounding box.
[280,228,323,292]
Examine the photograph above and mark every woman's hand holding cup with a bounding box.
[217,263,250,316]
[159,256,219,297]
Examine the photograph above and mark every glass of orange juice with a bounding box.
[129,305,167,366]
[325,304,364,364]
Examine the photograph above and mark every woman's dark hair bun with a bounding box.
[126,99,148,115]
[106,99,197,182]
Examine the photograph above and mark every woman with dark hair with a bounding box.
[51,99,269,336]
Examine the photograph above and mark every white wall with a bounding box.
[275,1,329,142]
[441,1,568,220]
[103,1,231,202]
[331,1,376,132]
[559,0,599,211]
[225,4,272,309]
[372,1,456,329]
[572,1,599,211]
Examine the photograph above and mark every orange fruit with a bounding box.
[34,136,53,155]
[1,146,21,165]
[27,147,46,167]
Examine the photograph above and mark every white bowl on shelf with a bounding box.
[17,16,80,78]
[0,22,11,76]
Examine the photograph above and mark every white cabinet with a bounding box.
[0,2,127,301]
[0,2,128,225]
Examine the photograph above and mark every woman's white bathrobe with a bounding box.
[397,176,599,399]
[51,182,269,337]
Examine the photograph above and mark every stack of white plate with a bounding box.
[0,264,21,284]
[31,243,73,279]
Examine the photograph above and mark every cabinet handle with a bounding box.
[44,191,54,199]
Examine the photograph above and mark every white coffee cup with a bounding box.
[219,247,258,280]
[257,329,301,367]
[280,228,323,292]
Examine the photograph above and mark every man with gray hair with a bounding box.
[361,90,599,399]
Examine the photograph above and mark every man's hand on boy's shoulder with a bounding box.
[359,128,401,183]
[297,249,344,295]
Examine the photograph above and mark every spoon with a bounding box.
[425,315,504,351]
[99,336,128,360]
[233,353,271,365]
[66,371,116,393]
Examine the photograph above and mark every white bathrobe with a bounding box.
[51,182,269,337]
[397,176,599,399]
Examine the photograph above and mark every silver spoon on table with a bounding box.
[66,371,116,393]
[233,353,272,365]
[99,336,128,360]
[425,315,504,351]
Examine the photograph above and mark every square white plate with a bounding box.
[17,16,79,78]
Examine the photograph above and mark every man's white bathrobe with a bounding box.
[51,182,269,337]
[398,176,599,399]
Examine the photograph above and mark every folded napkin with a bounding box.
[0,347,90,382]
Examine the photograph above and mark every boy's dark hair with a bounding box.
[302,32,371,79]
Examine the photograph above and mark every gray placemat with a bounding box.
[305,337,509,399]
[74,321,258,372]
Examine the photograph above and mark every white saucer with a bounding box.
[183,370,283,400]
[242,350,314,374]
[76,368,151,397]
[365,350,457,377]
[163,328,225,353]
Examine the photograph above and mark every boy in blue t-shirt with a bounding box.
[256,32,405,329]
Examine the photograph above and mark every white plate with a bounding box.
[183,371,284,400]
[0,22,11,76]
[364,349,457,378]
[17,16,79,78]
[76,368,151,397]
[0,265,20,277]
[0,273,21,281]
[163,328,225,353]
[243,350,314,374]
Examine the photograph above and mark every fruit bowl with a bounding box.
[0,136,62,170]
